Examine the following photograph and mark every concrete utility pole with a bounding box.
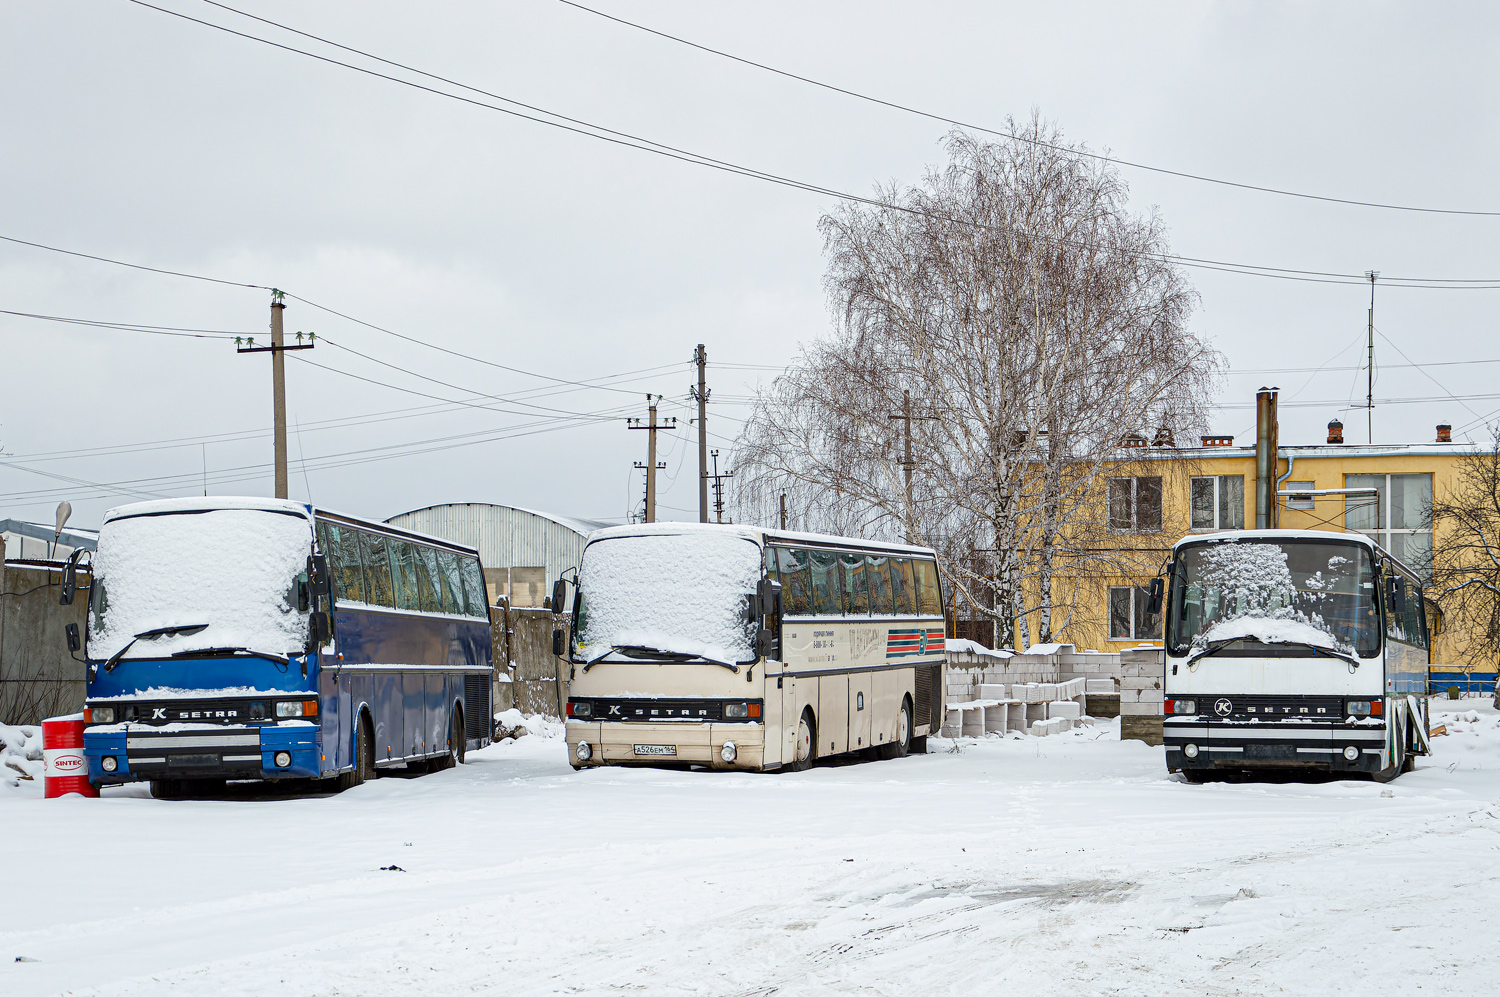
[708,449,734,523]
[692,344,710,523]
[1365,271,1378,445]
[628,395,676,523]
[237,291,314,500]
[887,389,940,543]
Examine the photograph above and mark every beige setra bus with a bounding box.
[558,523,948,771]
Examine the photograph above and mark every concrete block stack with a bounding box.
[1118,647,1165,744]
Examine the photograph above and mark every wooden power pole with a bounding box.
[237,290,314,500]
[692,344,710,523]
[887,389,940,543]
[629,395,676,523]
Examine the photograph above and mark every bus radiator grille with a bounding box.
[463,675,492,742]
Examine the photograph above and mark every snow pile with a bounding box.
[576,532,761,665]
[493,709,563,740]
[946,638,1012,658]
[92,507,315,662]
[1197,616,1342,651]
[0,723,43,788]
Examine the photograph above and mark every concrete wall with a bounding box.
[1118,647,1165,744]
[1,558,90,725]
[946,646,1123,702]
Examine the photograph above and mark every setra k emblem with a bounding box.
[1213,699,1233,717]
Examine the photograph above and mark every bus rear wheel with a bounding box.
[877,699,912,760]
[790,710,816,772]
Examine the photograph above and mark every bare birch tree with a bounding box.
[735,117,1221,649]
[1430,431,1500,664]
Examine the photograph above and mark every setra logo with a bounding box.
[1213,698,1233,717]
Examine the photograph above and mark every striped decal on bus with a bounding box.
[886,628,945,658]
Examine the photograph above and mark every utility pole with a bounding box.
[237,290,314,500]
[708,449,734,523]
[887,389,940,543]
[692,344,710,523]
[1365,271,1378,445]
[628,395,676,523]
[779,492,788,531]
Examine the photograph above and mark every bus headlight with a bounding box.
[101,755,118,772]
[1183,743,1199,759]
[724,703,749,719]
[276,701,303,718]
[274,751,292,768]
[568,701,592,718]
[576,741,592,761]
[1343,745,1360,761]
[88,706,115,724]
[1166,699,1196,715]
[721,741,737,762]
[1345,700,1381,717]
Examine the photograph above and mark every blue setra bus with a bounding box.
[68,497,493,798]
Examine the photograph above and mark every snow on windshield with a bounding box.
[575,532,760,665]
[91,509,314,661]
[1171,540,1376,656]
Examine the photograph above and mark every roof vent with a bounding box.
[1200,435,1234,447]
[1437,423,1452,443]
[1120,433,1148,449]
[1327,418,1344,445]
[1151,427,1176,448]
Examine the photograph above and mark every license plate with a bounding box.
[633,744,677,756]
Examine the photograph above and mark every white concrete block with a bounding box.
[979,683,1008,700]
[1025,702,1048,723]
[1048,700,1082,720]
[1085,679,1116,694]
[1021,683,1047,704]
[961,707,986,738]
[984,704,1008,734]
[941,707,962,737]
[1036,682,1059,701]
[1007,702,1027,731]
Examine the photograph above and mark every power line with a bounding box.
[0,307,248,339]
[0,232,268,289]
[114,1,1500,291]
[555,0,1500,221]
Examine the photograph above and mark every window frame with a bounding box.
[1108,584,1161,641]
[1345,472,1433,577]
[1108,476,1163,534]
[1189,474,1246,531]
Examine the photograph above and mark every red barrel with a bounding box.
[43,714,98,799]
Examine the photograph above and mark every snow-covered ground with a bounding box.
[4,702,1499,996]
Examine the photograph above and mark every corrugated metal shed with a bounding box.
[385,503,613,607]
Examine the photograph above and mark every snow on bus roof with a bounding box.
[584,521,937,555]
[1172,529,1376,551]
[103,496,312,524]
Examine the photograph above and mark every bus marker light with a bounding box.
[576,741,592,761]
[1370,700,1383,716]
[748,703,761,718]
[721,741,737,762]
[302,700,318,718]
[1343,745,1360,761]
[274,751,292,768]
[1183,743,1199,759]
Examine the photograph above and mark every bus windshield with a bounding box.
[1168,538,1378,657]
[574,532,761,666]
[90,509,314,663]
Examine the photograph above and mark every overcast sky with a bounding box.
[4,1,1498,532]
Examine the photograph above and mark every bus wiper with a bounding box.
[1187,637,1359,668]
[103,624,209,673]
[1279,641,1361,668]
[169,647,291,665]
[583,645,739,673]
[1185,638,1238,666]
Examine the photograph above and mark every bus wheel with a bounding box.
[790,710,816,772]
[878,699,912,760]
[151,778,186,800]
[341,715,375,790]
[452,707,467,765]
[1373,725,1405,783]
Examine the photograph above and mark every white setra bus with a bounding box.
[1158,528,1431,782]
[559,523,948,771]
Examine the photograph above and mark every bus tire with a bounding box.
[910,736,927,755]
[790,709,816,772]
[1373,724,1405,783]
[151,778,186,800]
[877,698,913,760]
[341,714,375,790]
[452,706,467,765]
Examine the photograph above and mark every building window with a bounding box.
[1108,477,1162,532]
[1109,585,1161,640]
[1284,481,1315,511]
[1190,475,1245,530]
[1345,473,1432,575]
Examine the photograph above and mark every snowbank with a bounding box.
[493,709,563,740]
[0,723,43,790]
[1196,616,1342,651]
[946,638,1012,658]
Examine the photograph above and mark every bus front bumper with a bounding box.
[83,721,321,784]
[1164,717,1390,774]
[566,721,764,770]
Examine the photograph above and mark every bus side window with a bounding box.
[891,559,916,615]
[841,552,869,614]
[390,541,421,611]
[776,548,813,616]
[763,547,779,585]
[458,555,487,618]
[914,559,942,617]
[414,547,442,613]
[330,524,368,605]
[436,550,463,615]
[810,550,844,615]
[866,555,894,615]
[360,532,394,608]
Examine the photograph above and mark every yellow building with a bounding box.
[1052,407,1486,687]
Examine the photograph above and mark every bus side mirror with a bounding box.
[755,628,774,658]
[553,628,566,658]
[552,579,568,616]
[60,551,80,605]
[1146,576,1165,616]
[1388,578,1407,614]
[757,577,781,617]
[65,622,81,654]
[308,611,333,647]
[297,571,311,612]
